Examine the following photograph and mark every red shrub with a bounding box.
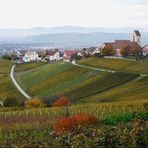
[52,97,71,107]
[72,113,97,125]
[54,114,97,134]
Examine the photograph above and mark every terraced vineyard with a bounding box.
[15,61,138,102]
[78,57,148,103]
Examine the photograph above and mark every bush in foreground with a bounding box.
[25,98,45,108]
[52,97,71,107]
[54,113,97,134]
[3,97,20,107]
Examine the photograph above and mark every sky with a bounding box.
[0,0,147,29]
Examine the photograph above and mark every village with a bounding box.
[2,30,148,63]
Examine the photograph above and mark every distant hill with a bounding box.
[0,26,147,48]
[26,32,148,49]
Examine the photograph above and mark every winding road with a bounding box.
[10,65,31,99]
[72,61,116,73]
[72,61,147,80]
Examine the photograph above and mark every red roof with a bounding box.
[47,50,58,56]
[113,40,141,51]
[64,50,78,56]
[143,46,148,52]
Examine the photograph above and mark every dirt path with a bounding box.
[72,62,116,73]
[10,65,31,99]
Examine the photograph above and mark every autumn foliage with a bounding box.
[25,98,45,108]
[120,48,128,57]
[54,114,97,134]
[52,97,71,107]
[101,44,115,56]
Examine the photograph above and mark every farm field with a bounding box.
[15,62,138,102]
[0,59,24,101]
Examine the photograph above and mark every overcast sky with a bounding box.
[0,0,147,29]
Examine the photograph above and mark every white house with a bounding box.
[92,47,101,55]
[23,51,39,62]
[46,50,61,61]
[63,50,78,62]
[77,51,83,57]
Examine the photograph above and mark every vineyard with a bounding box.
[78,57,148,74]
[15,61,139,103]
[0,57,148,147]
[78,57,148,102]
[0,100,148,147]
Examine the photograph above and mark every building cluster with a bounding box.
[10,30,148,64]
[15,48,87,63]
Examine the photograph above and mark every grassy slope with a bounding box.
[78,57,148,102]
[15,62,137,102]
[0,59,24,101]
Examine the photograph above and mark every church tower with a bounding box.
[132,30,141,46]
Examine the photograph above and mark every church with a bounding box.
[100,30,142,57]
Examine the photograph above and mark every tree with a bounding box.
[25,98,45,108]
[120,48,128,57]
[101,44,114,56]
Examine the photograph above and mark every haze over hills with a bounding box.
[0,26,147,49]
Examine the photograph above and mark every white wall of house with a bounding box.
[49,52,60,61]
[54,52,60,61]
[24,52,39,61]
[63,53,71,62]
[143,51,148,56]
[23,57,30,62]
[23,51,39,62]
[49,56,54,61]
[77,52,83,57]
[115,49,121,56]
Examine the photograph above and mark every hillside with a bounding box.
[0,59,24,101]
[0,58,148,147]
[15,60,140,103]
[78,57,148,102]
